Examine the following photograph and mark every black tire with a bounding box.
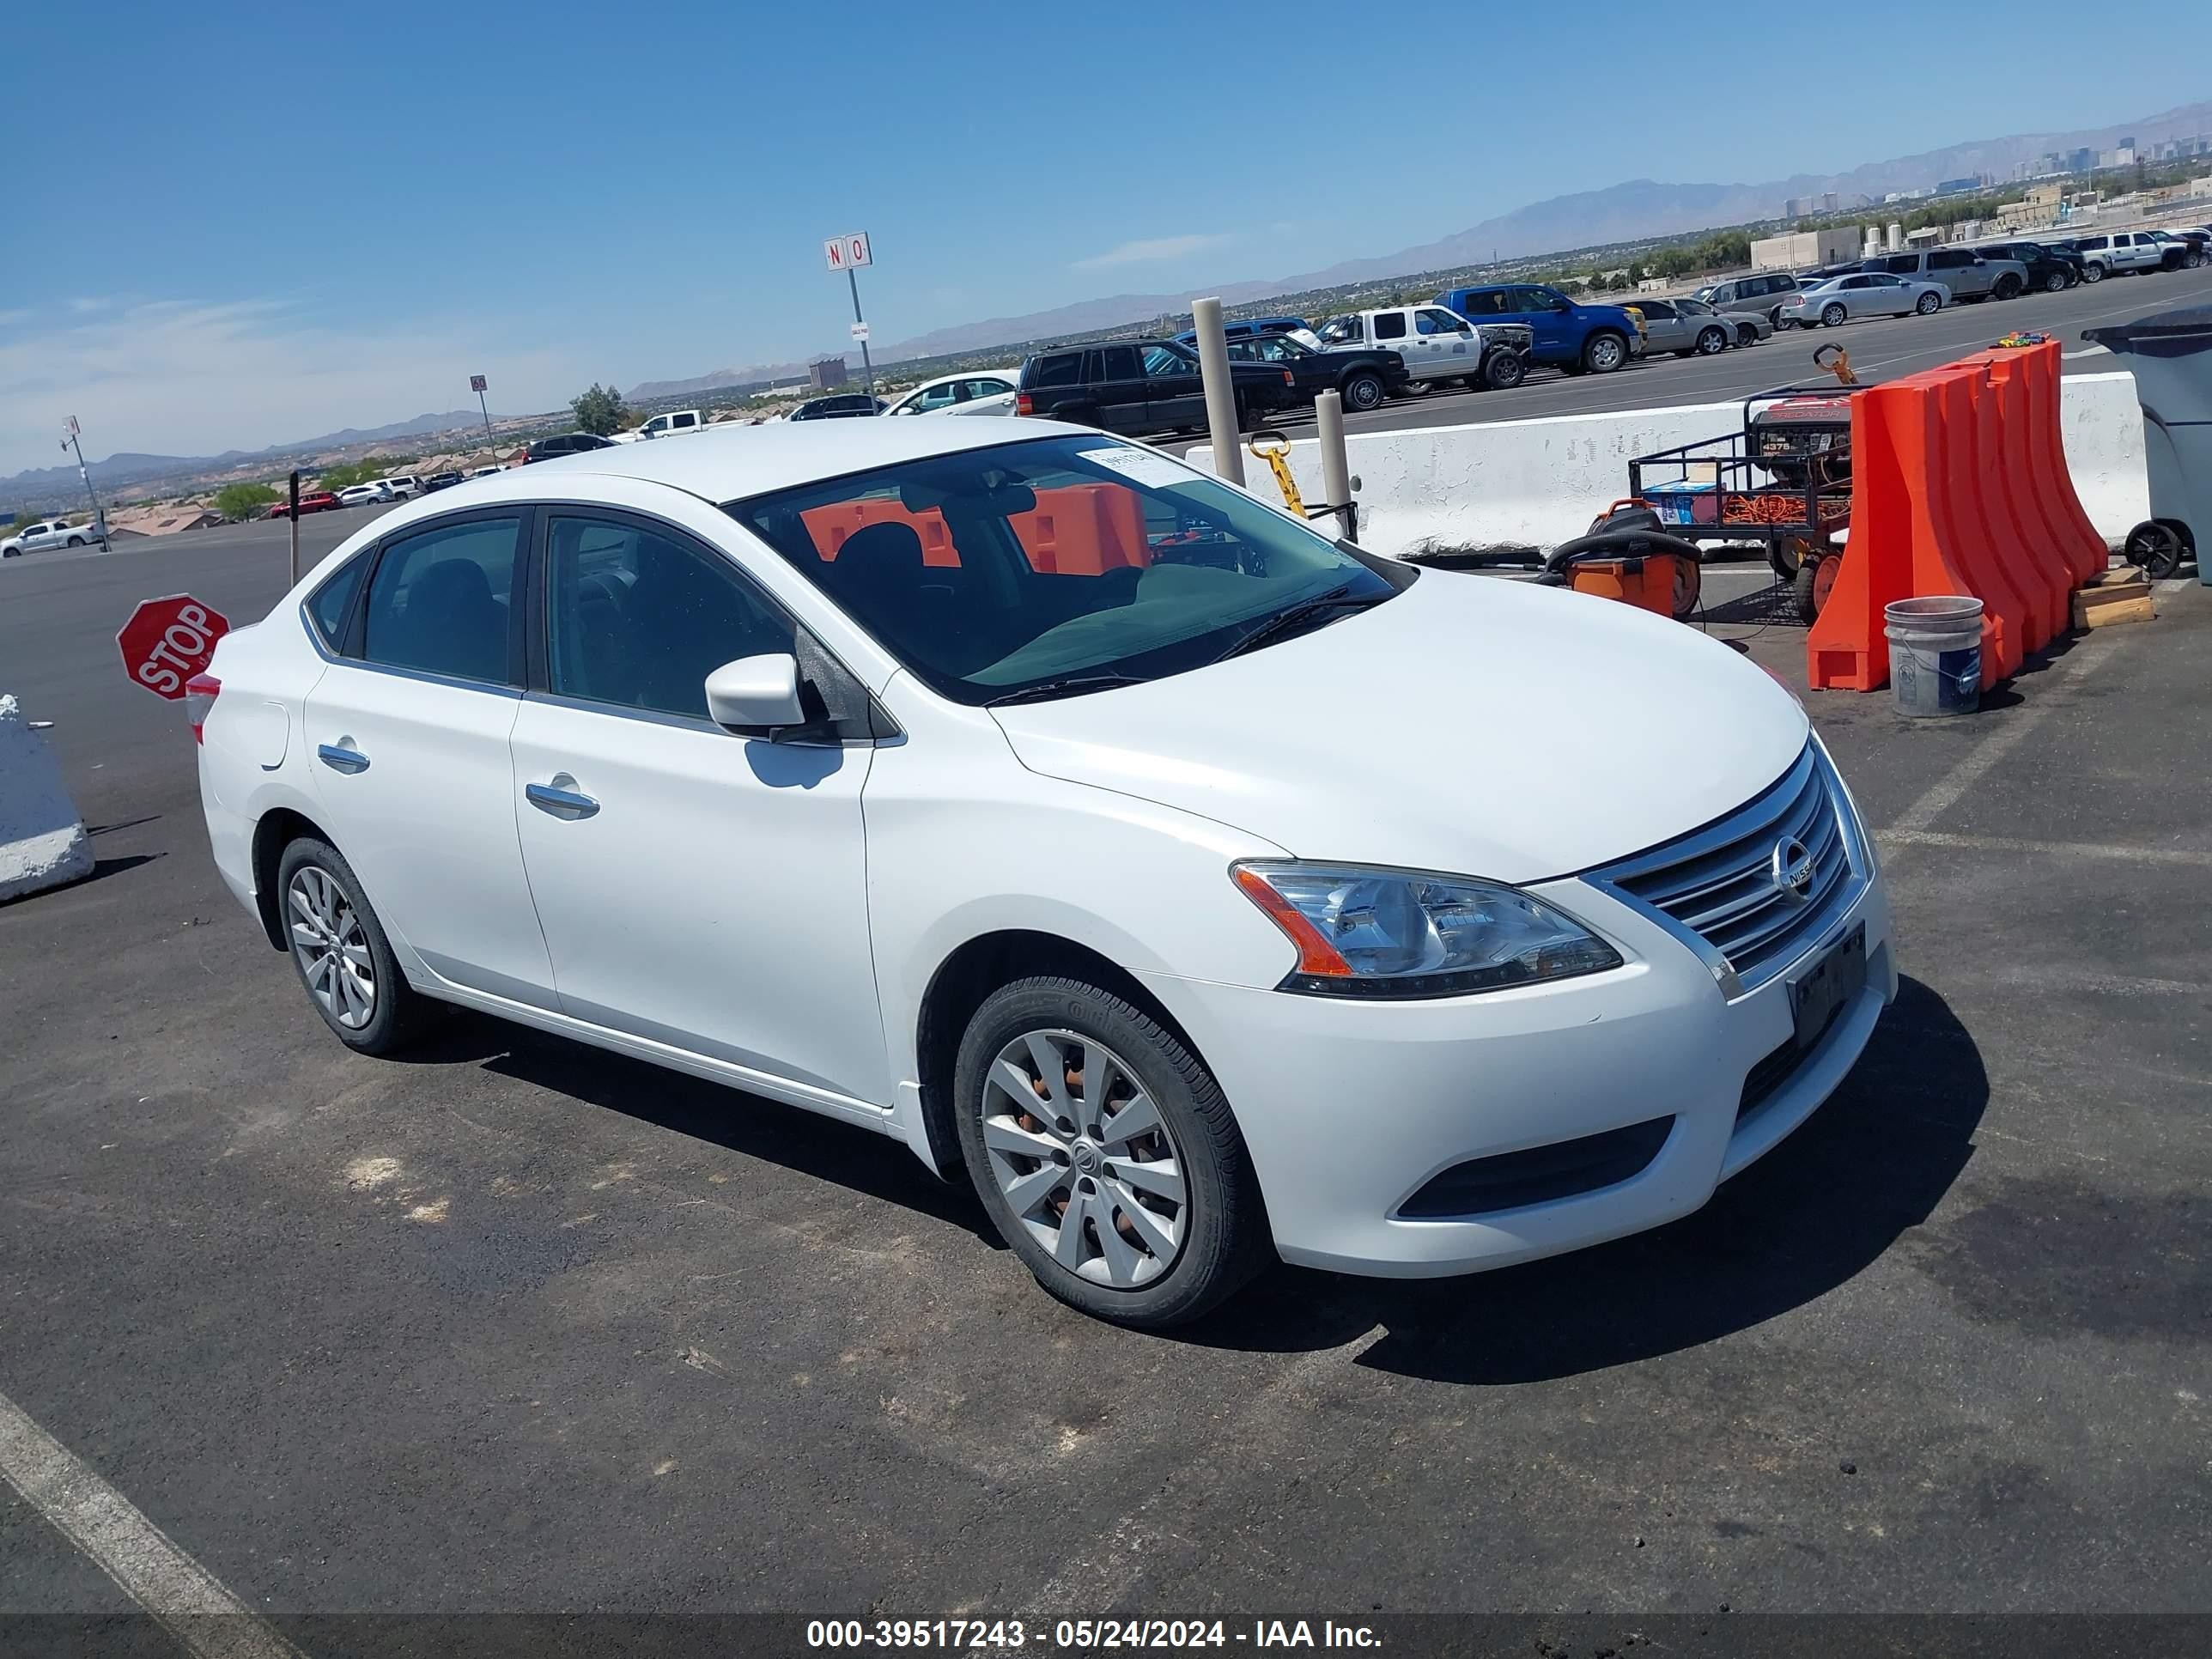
[1768,538,1805,581]
[1821,302,1848,328]
[2081,262,2105,283]
[2124,520,2187,581]
[275,836,441,1056]
[2044,269,2069,293]
[1769,305,1786,328]
[1914,291,1942,315]
[953,976,1267,1328]
[1794,554,1839,623]
[1736,325,1760,348]
[1993,274,2023,301]
[1582,331,1628,374]
[66,536,85,548]
[1339,370,1386,413]
[1694,325,1729,356]
[1668,552,1703,622]
[1484,349,1526,390]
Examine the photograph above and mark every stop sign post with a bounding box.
[118,594,229,700]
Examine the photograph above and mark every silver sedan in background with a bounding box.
[1627,296,1770,355]
[1778,271,1947,328]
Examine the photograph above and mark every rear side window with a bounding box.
[360,516,522,684]
[1372,312,1407,339]
[1096,345,1140,380]
[1028,355,1081,387]
[307,557,367,647]
[544,516,792,720]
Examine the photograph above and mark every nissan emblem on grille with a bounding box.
[1771,836,1815,903]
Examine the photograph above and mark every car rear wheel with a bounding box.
[1914,291,1942,315]
[276,837,440,1056]
[1993,274,2024,300]
[954,977,1267,1328]
[1821,303,1848,328]
[1483,350,1526,390]
[66,535,84,547]
[1695,325,1729,356]
[1582,331,1627,373]
[1340,371,1386,412]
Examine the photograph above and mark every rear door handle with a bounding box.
[526,777,599,819]
[317,744,369,774]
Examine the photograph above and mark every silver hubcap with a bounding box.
[1594,339,1621,369]
[980,1029,1187,1290]
[288,866,375,1030]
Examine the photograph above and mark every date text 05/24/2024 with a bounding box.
[805,1619,1382,1649]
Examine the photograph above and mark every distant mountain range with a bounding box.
[1,410,487,501]
[623,99,2212,384]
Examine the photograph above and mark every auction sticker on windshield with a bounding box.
[1077,447,1200,488]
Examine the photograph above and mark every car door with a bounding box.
[1414,307,1480,379]
[302,509,558,1007]
[1139,343,1205,430]
[1510,287,1571,358]
[1082,344,1146,434]
[1632,299,1684,352]
[506,508,884,1103]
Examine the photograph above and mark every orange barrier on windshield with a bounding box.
[799,486,1147,575]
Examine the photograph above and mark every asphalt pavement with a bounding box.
[1210,263,2212,447]
[2,483,2209,1654]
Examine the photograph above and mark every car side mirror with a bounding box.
[705,653,807,737]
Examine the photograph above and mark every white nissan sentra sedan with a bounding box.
[192,419,1894,1327]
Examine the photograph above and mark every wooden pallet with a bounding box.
[2073,565,2155,630]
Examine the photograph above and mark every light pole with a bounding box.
[60,417,109,550]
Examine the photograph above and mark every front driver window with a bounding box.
[544,516,793,720]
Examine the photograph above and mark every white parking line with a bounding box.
[1884,631,2124,836]
[1879,828,2212,866]
[0,1389,303,1659]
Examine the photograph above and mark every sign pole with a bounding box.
[288,470,301,584]
[846,268,875,397]
[471,374,495,459]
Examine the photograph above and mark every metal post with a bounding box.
[1315,390,1357,543]
[288,470,301,584]
[477,387,495,454]
[65,430,108,550]
[846,268,875,396]
[1190,296,1244,487]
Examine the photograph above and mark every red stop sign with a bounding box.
[118,593,231,700]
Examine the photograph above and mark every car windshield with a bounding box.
[726,434,1403,705]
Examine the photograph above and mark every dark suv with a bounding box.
[788,393,885,421]
[1224,332,1407,412]
[1975,241,2081,293]
[1016,339,1295,435]
[520,431,619,465]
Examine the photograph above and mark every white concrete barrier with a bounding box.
[0,695,94,903]
[1191,368,2152,556]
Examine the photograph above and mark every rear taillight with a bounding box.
[185,673,220,744]
[1015,392,1034,416]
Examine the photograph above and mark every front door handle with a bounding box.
[526,776,599,819]
[317,743,369,775]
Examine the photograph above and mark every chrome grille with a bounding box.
[1586,744,1863,993]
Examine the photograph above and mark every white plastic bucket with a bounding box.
[1884,596,1984,717]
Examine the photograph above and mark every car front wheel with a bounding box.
[2045,270,2069,292]
[1483,350,1526,390]
[276,836,440,1055]
[1583,331,1627,373]
[1695,325,1728,355]
[954,977,1267,1328]
[1915,291,1942,314]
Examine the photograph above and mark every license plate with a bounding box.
[1790,925,1867,1050]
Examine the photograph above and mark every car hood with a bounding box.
[988,569,1809,884]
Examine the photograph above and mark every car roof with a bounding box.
[371,416,1091,512]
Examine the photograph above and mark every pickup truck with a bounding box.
[2059,231,2167,280]
[1432,283,1644,374]
[1314,306,1530,392]
[1862,248,2028,302]
[1224,331,1409,410]
[1016,338,1295,435]
[613,408,705,442]
[2,516,106,556]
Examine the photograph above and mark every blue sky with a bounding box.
[3,1,2207,473]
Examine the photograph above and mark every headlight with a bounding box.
[1231,861,1622,999]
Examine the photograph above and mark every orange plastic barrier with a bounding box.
[1807,341,2100,691]
[1971,342,2106,585]
[1806,383,1914,690]
[799,485,1149,576]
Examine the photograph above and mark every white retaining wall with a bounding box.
[1190,369,2151,556]
[0,694,94,903]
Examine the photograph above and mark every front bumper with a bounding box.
[1142,866,1894,1278]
